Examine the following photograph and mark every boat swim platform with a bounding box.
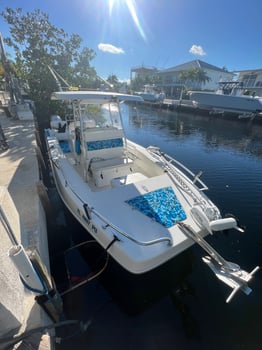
[0,107,53,349]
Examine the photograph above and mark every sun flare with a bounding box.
[108,0,146,41]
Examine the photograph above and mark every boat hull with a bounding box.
[189,91,262,114]
[45,125,217,275]
[48,156,198,274]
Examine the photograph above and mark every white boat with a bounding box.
[135,85,165,102]
[189,81,262,117]
[8,101,34,120]
[45,90,258,302]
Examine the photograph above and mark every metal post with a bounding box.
[0,206,19,245]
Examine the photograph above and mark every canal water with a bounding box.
[48,105,262,350]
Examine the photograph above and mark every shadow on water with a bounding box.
[48,198,194,314]
[45,190,206,349]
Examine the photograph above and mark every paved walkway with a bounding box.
[0,107,53,350]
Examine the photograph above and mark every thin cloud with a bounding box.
[98,43,125,54]
[189,45,206,56]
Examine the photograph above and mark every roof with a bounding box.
[159,60,229,74]
[51,91,143,103]
[131,65,158,73]
[235,69,262,74]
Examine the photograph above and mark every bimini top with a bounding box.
[51,91,143,104]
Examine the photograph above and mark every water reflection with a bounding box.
[128,105,262,158]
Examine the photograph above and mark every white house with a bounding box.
[130,60,262,98]
[157,60,234,98]
[236,69,262,97]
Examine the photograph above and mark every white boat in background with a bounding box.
[8,100,34,120]
[135,84,165,102]
[45,90,258,303]
[189,81,262,117]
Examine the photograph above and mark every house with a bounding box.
[157,60,234,98]
[130,60,262,99]
[130,65,159,81]
[236,69,262,97]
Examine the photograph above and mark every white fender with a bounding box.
[8,244,45,294]
[209,217,237,232]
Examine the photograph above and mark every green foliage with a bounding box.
[178,67,210,89]
[106,74,119,91]
[130,74,161,92]
[71,47,97,89]
[107,74,119,84]
[0,62,4,76]
[1,7,97,114]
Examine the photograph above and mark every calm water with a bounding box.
[49,106,262,350]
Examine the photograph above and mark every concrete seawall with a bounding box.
[0,107,52,349]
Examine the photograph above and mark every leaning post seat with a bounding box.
[84,126,126,160]
[84,126,134,186]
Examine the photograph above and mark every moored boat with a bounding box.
[45,90,259,302]
[189,81,262,118]
[135,84,165,102]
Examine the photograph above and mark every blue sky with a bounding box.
[1,0,262,81]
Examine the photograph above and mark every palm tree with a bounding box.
[178,67,210,89]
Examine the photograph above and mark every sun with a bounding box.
[107,0,147,41]
[108,0,115,15]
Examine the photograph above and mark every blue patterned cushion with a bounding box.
[86,138,123,151]
[59,140,71,153]
[125,187,186,228]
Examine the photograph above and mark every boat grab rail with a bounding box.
[49,150,172,247]
[86,205,172,247]
[147,146,208,191]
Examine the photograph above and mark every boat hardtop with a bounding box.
[45,90,259,303]
[51,90,143,103]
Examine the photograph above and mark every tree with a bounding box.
[1,7,97,113]
[130,74,161,92]
[106,74,119,91]
[71,47,97,89]
[0,62,5,90]
[178,67,210,90]
[107,74,118,85]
